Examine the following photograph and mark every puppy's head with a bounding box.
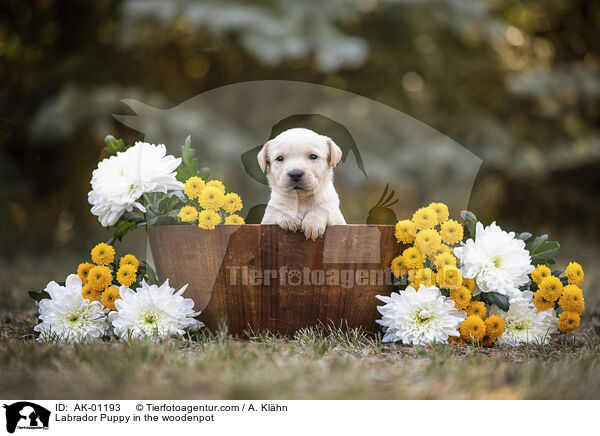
[257,128,342,196]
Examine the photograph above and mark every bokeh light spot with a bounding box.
[185,54,210,79]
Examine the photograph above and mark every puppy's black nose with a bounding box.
[288,170,304,182]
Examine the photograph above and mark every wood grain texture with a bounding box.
[148,224,399,335]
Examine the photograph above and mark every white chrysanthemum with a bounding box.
[491,292,558,345]
[34,274,109,344]
[454,221,534,300]
[108,280,203,339]
[376,285,467,345]
[88,141,184,227]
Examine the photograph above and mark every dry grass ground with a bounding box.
[1,317,600,400]
[1,246,599,400]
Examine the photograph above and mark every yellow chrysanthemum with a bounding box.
[411,268,436,287]
[565,261,584,286]
[198,186,226,210]
[558,285,585,315]
[119,254,140,270]
[450,335,467,346]
[459,315,486,342]
[401,246,424,270]
[198,209,222,230]
[101,285,121,311]
[484,315,505,339]
[434,252,457,269]
[178,205,198,223]
[450,286,472,310]
[538,276,563,302]
[463,278,476,293]
[466,301,487,319]
[427,244,450,263]
[394,220,417,244]
[431,243,451,257]
[531,264,552,285]
[91,242,115,266]
[77,262,94,284]
[184,176,205,199]
[415,228,442,255]
[116,264,137,287]
[436,265,462,289]
[390,255,405,277]
[223,193,243,213]
[82,284,101,302]
[480,335,495,347]
[558,311,580,333]
[206,179,226,192]
[412,207,437,230]
[440,219,464,245]
[533,291,555,312]
[428,202,449,224]
[87,265,113,291]
[224,214,245,225]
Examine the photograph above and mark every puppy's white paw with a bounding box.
[302,213,327,240]
[277,215,301,232]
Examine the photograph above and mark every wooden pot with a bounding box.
[148,224,398,336]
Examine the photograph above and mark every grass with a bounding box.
[2,245,600,400]
[1,314,600,400]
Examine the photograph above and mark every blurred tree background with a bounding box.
[1,0,599,285]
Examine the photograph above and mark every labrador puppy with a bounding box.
[258,128,346,239]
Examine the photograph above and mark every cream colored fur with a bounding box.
[258,128,346,240]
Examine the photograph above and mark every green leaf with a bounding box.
[528,237,560,265]
[169,190,187,203]
[121,211,145,223]
[181,135,194,165]
[154,192,186,217]
[527,234,548,254]
[517,232,532,241]
[460,210,478,239]
[176,135,205,183]
[154,210,180,226]
[140,261,159,285]
[103,135,127,156]
[29,289,50,302]
[108,216,146,245]
[484,292,509,312]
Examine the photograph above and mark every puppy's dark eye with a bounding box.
[275,156,284,162]
[309,154,318,160]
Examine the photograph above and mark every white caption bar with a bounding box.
[0,400,593,435]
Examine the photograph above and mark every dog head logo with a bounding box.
[113,80,482,225]
[3,402,50,433]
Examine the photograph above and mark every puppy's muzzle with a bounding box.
[288,170,304,183]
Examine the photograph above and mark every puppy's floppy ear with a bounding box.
[257,141,270,173]
[326,137,343,168]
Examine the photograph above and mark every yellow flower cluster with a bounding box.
[391,202,464,290]
[458,313,505,346]
[530,261,585,333]
[459,316,486,342]
[179,177,245,230]
[101,286,121,312]
[449,286,471,310]
[76,243,140,310]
